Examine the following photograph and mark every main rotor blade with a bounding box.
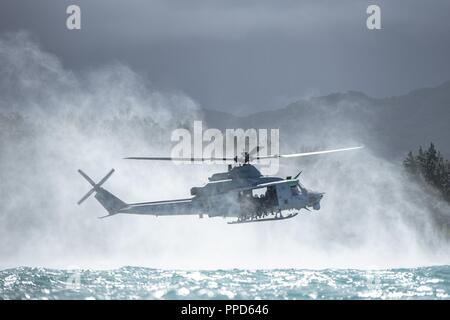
[124,156,236,162]
[125,146,363,163]
[255,146,363,160]
[248,145,264,156]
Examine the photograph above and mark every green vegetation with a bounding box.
[403,143,450,203]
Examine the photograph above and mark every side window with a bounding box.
[252,187,267,198]
[290,185,299,196]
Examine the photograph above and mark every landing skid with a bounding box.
[227,212,299,224]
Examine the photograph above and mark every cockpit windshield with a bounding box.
[290,184,302,196]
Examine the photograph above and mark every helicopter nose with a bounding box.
[309,192,323,200]
[308,192,324,210]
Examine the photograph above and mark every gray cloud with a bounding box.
[1,0,450,114]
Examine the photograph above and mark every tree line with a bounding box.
[403,143,450,203]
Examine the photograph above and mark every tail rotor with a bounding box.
[77,169,115,205]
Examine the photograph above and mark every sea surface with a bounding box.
[1,266,450,299]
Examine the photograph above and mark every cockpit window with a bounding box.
[290,185,300,196]
[290,184,304,196]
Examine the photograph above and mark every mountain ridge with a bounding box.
[202,81,450,159]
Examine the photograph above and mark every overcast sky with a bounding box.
[1,0,450,114]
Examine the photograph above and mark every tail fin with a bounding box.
[78,169,126,217]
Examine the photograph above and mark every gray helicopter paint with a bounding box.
[81,166,323,220]
[78,146,361,221]
[190,164,284,198]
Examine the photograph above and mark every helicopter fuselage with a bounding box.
[90,164,323,221]
[78,145,362,222]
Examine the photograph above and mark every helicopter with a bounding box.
[77,146,362,224]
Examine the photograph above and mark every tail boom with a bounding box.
[78,169,201,218]
[118,198,198,216]
[95,188,127,215]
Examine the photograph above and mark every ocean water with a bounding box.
[1,266,450,300]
